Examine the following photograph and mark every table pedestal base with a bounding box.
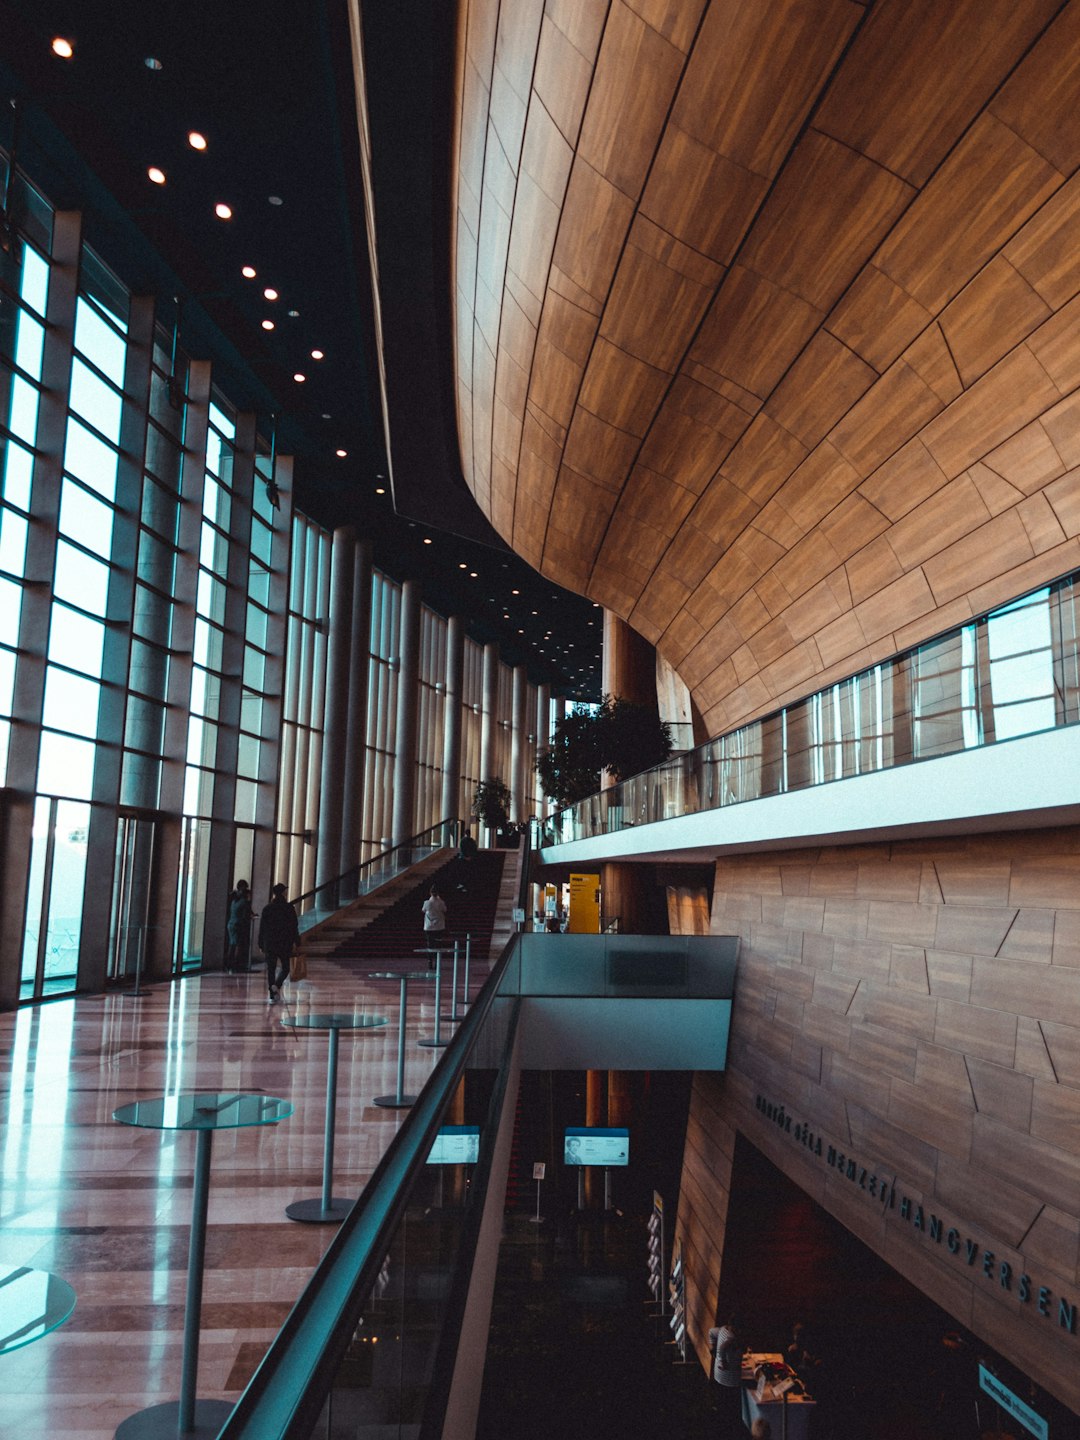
[286,1196,352,1223]
[115,1397,234,1440]
[373,1092,418,1108]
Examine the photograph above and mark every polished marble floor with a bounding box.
[0,957,478,1438]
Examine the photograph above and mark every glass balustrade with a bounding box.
[539,573,1080,847]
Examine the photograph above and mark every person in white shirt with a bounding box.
[421,884,448,946]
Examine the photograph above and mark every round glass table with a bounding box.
[0,1265,76,1354]
[368,972,436,1107]
[279,1011,389,1223]
[113,1093,292,1440]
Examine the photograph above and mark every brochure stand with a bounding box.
[646,1191,665,1317]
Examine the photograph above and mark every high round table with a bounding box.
[368,971,436,1107]
[0,1265,76,1354]
[112,1092,292,1439]
[280,1011,389,1223]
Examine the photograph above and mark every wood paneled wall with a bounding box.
[453,0,1080,734]
[675,827,1080,1413]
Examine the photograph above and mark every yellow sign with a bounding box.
[568,873,601,933]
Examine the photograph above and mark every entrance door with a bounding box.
[107,812,156,984]
[19,796,91,1002]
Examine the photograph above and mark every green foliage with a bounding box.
[471,777,512,831]
[535,694,674,808]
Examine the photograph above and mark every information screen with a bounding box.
[427,1125,480,1165]
[563,1126,629,1166]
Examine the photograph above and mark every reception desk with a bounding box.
[740,1353,816,1440]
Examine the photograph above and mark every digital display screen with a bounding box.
[563,1126,629,1166]
[426,1126,480,1165]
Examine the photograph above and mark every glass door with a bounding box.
[19,796,90,1002]
[107,812,156,984]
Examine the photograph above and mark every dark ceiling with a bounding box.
[0,0,602,696]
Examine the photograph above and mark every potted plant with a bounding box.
[471,777,513,845]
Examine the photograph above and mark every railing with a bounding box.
[539,571,1080,847]
[293,818,461,928]
[218,934,520,1439]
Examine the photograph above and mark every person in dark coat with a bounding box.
[259,883,299,1002]
[225,880,252,972]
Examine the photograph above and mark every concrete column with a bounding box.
[535,683,552,817]
[340,538,372,877]
[479,640,499,783]
[509,663,528,822]
[391,578,422,847]
[316,526,356,897]
[441,614,465,823]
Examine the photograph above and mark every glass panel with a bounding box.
[0,645,15,713]
[0,507,28,576]
[197,569,227,625]
[240,690,263,734]
[237,731,260,780]
[20,796,52,997]
[41,800,90,994]
[0,715,9,785]
[144,425,182,495]
[247,564,271,607]
[199,522,230,576]
[183,765,215,818]
[2,435,35,510]
[42,667,101,738]
[190,665,222,721]
[249,518,273,565]
[48,604,106,676]
[59,478,114,558]
[0,575,21,646]
[187,716,218,768]
[125,694,165,753]
[177,817,213,967]
[242,646,266,691]
[74,297,127,386]
[128,638,170,699]
[121,749,161,810]
[37,730,96,800]
[202,472,232,529]
[53,539,110,616]
[14,312,45,379]
[20,245,50,317]
[245,601,269,650]
[193,618,224,672]
[136,528,177,591]
[234,778,258,825]
[69,357,123,441]
[9,374,40,443]
[64,416,119,501]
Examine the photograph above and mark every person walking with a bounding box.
[421,883,447,949]
[225,880,252,972]
[259,883,299,1002]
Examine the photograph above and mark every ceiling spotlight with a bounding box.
[145,56,163,71]
[459,563,467,570]
[51,36,74,59]
[268,195,283,206]
[423,537,432,545]
[335,448,347,458]
[263,287,278,301]
[375,487,386,495]
[293,372,306,383]
[261,319,275,331]
[147,167,166,186]
[469,571,478,578]
[511,589,520,595]
[242,265,257,279]
[289,309,300,318]
[214,202,232,220]
[188,131,208,151]
[310,349,324,360]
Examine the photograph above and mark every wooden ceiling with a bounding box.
[451,0,1080,735]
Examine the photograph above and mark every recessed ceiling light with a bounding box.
[215,202,232,220]
[145,56,162,71]
[263,287,278,301]
[375,487,386,495]
[289,309,300,318]
[261,320,275,332]
[188,131,208,151]
[241,265,257,279]
[511,589,520,595]
[335,448,347,458]
[51,36,74,59]
[310,349,324,361]
[423,537,432,545]
[322,413,331,420]
[293,372,306,383]
[469,572,478,578]
[268,195,283,206]
[147,167,166,186]
[459,563,467,570]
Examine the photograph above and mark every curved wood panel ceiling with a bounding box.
[451,0,1080,735]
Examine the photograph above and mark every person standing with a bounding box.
[708,1311,744,1430]
[454,827,478,891]
[225,880,252,972]
[421,883,448,947]
[259,883,299,1002]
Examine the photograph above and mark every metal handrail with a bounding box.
[217,935,521,1439]
[291,818,461,921]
